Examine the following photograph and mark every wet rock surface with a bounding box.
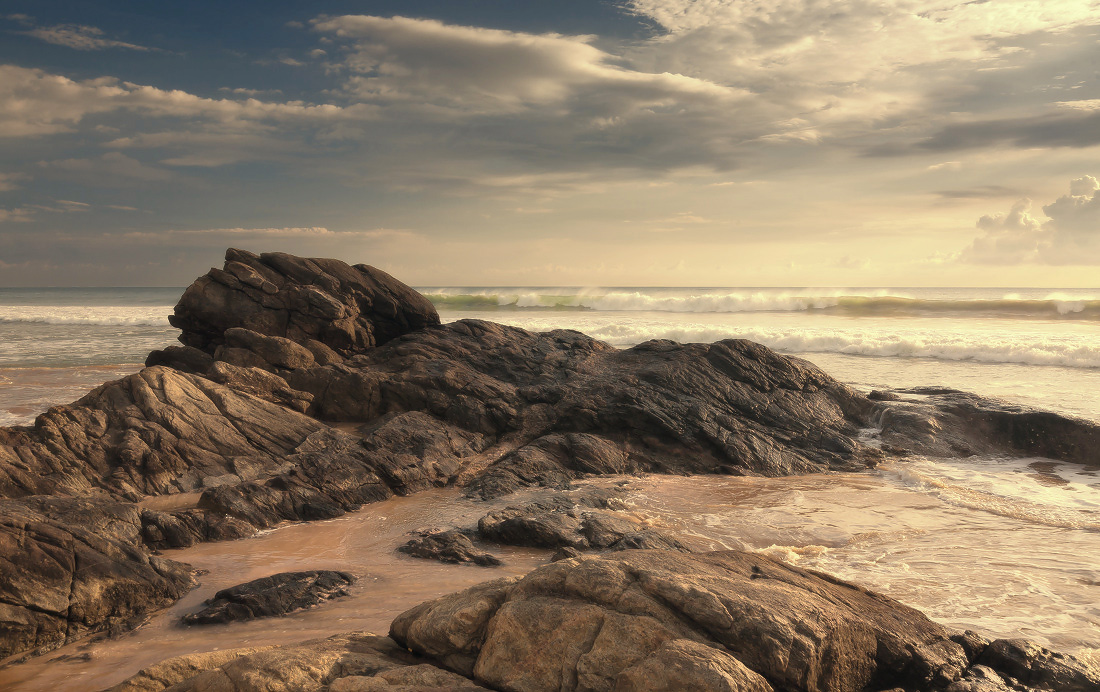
[105,633,492,692]
[0,497,193,660]
[874,388,1100,465]
[182,570,356,625]
[397,529,503,567]
[389,550,1100,692]
[475,487,694,553]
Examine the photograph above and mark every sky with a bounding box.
[1,0,1099,287]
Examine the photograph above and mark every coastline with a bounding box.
[1,250,1097,692]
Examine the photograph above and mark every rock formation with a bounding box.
[169,248,439,355]
[1,248,1098,666]
[182,570,355,625]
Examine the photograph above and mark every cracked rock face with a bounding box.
[0,497,193,660]
[390,550,1100,692]
[169,248,439,356]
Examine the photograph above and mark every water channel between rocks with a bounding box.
[2,458,1098,691]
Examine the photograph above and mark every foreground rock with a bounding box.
[0,497,193,659]
[108,550,1100,692]
[391,550,1100,692]
[105,633,491,692]
[182,570,355,625]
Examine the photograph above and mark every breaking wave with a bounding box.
[423,289,1100,319]
[0,306,172,326]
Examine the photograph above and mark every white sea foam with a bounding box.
[0,306,172,326]
[571,323,1100,369]
[425,288,1100,318]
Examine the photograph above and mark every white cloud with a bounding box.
[0,64,363,139]
[24,23,153,52]
[311,15,742,115]
[961,176,1100,264]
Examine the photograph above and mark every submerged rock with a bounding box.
[474,487,693,553]
[398,529,503,567]
[182,570,356,625]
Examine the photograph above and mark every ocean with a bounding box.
[0,285,1097,686]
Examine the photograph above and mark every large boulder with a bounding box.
[168,248,439,356]
[390,550,1100,692]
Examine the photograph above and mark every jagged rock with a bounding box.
[0,366,336,500]
[106,633,493,692]
[140,507,256,550]
[391,550,1100,692]
[976,639,1100,692]
[875,389,1100,465]
[398,529,503,566]
[170,248,439,356]
[287,322,885,500]
[474,488,692,553]
[0,497,193,659]
[182,570,355,625]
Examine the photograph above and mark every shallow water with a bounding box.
[3,461,1098,690]
[0,489,549,691]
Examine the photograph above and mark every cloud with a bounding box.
[0,64,361,139]
[960,176,1100,264]
[312,15,739,114]
[916,111,1100,152]
[120,227,419,240]
[935,185,1020,200]
[0,172,27,191]
[0,207,34,223]
[23,23,153,52]
[39,152,179,184]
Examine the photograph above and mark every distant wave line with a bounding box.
[425,291,1100,318]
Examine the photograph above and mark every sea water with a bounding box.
[0,285,1097,688]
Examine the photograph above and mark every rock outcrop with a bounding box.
[398,529,503,567]
[168,248,439,356]
[390,550,1100,692]
[182,570,355,625]
[874,388,1100,465]
[0,496,193,660]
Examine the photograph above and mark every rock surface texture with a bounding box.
[1,249,1098,665]
[182,570,356,625]
[104,550,1100,692]
[168,248,440,356]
